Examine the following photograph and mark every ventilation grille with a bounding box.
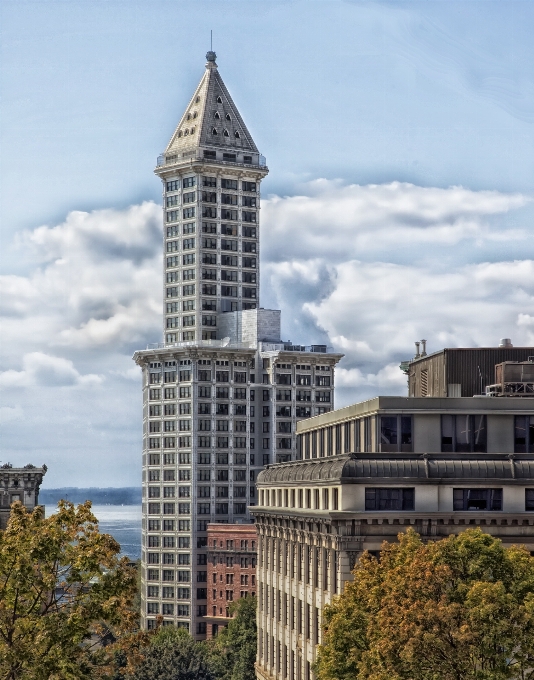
[421,369,428,397]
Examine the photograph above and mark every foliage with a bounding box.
[124,626,215,680]
[210,596,258,680]
[316,528,534,680]
[0,500,137,680]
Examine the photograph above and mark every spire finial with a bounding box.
[206,30,216,65]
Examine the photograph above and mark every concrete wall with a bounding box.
[218,309,281,347]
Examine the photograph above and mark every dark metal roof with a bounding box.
[257,453,534,485]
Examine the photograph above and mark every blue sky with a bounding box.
[1,0,533,486]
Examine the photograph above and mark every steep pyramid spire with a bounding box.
[164,52,259,158]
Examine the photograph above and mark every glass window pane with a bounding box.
[441,415,454,452]
[473,415,487,453]
[515,415,527,453]
[401,416,412,452]
[529,416,534,454]
[455,415,472,452]
[380,416,398,452]
[526,489,534,511]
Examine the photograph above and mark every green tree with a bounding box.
[0,500,137,680]
[125,626,215,680]
[316,528,534,680]
[210,596,257,680]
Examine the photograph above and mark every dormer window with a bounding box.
[234,131,240,139]
[193,112,197,119]
[217,96,222,103]
[212,128,218,135]
[214,111,220,119]
[187,113,191,120]
[184,129,189,136]
[225,113,231,121]
[196,96,201,103]
[178,131,183,138]
[223,129,229,137]
[191,127,195,135]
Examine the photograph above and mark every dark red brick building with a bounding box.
[206,523,257,638]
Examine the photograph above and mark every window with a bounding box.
[242,181,256,192]
[441,415,487,453]
[183,222,195,234]
[242,211,256,223]
[202,191,217,203]
[167,180,180,191]
[221,270,238,282]
[202,206,217,218]
[221,179,238,189]
[380,416,413,453]
[316,391,330,403]
[296,406,311,418]
[515,416,534,453]
[365,488,415,511]
[183,284,195,296]
[453,488,502,511]
[221,209,238,221]
[183,207,195,219]
[243,257,256,269]
[222,193,238,205]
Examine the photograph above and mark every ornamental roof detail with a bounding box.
[257,453,534,485]
[164,52,258,158]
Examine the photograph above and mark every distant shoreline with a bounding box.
[40,487,142,505]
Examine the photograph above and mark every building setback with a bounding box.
[252,381,534,680]
[206,523,258,638]
[133,52,343,636]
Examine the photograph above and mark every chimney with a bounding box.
[421,339,427,357]
[414,341,420,358]
[499,338,513,348]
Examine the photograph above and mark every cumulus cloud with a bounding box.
[261,180,531,263]
[0,353,103,388]
[0,181,533,483]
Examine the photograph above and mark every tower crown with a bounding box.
[160,54,259,168]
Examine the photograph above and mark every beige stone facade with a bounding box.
[0,464,47,530]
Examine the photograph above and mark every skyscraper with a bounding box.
[133,52,343,636]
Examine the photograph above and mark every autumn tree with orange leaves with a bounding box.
[316,528,534,680]
[0,500,138,680]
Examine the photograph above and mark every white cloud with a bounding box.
[0,182,533,482]
[261,180,531,263]
[0,353,102,388]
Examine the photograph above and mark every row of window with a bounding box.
[166,238,257,254]
[148,418,253,432]
[167,178,257,192]
[276,374,331,386]
[146,585,191,598]
[166,223,257,238]
[148,486,254,499]
[147,502,250,515]
[147,603,190,616]
[167,208,257,222]
[300,414,534,457]
[167,193,257,208]
[260,486,534,512]
[147,436,254,449]
[146,568,206,582]
[146,452,270,467]
[148,388,250,402]
[147,469,255,482]
[145,535,190,547]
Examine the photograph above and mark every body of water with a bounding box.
[45,504,142,561]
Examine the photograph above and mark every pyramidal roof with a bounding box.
[164,52,259,157]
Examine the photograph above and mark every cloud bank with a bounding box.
[0,182,533,484]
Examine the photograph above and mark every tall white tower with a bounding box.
[134,52,343,637]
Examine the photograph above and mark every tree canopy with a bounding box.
[125,627,215,680]
[210,596,257,680]
[0,500,137,680]
[316,528,534,680]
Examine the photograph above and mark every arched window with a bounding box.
[193,111,197,119]
[225,113,231,121]
[184,128,189,136]
[190,127,195,135]
[186,113,191,121]
[214,111,220,119]
[216,96,222,103]
[234,131,240,139]
[195,96,200,103]
[212,128,218,135]
[223,129,229,137]
[178,131,183,138]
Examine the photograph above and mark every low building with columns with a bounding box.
[251,394,534,680]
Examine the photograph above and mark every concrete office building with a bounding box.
[133,52,343,635]
[252,354,534,680]
[0,463,47,529]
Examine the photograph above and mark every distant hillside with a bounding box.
[40,487,142,505]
